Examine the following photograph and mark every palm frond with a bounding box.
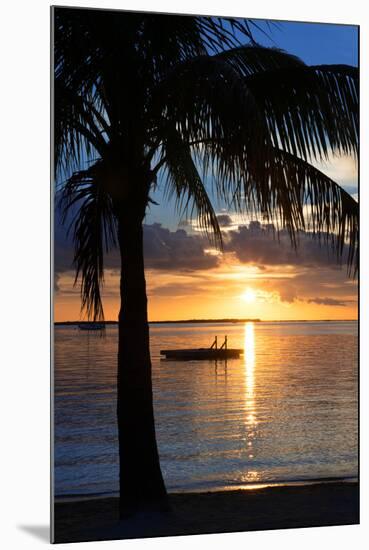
[151,50,270,190]
[54,79,108,179]
[271,149,358,272]
[149,44,358,271]
[230,148,358,271]
[159,128,222,249]
[197,17,256,52]
[215,44,305,74]
[156,46,358,164]
[60,161,117,320]
[246,62,358,161]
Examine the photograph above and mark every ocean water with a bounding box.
[53,321,358,497]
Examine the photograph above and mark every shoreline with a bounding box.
[53,481,359,543]
[55,476,358,503]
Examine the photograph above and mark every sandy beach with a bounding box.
[53,482,359,543]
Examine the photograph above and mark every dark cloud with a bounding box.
[306,297,351,307]
[54,213,219,275]
[143,224,219,271]
[225,221,348,268]
[55,191,352,275]
[217,214,233,227]
[259,266,357,307]
[178,219,192,227]
[54,273,61,293]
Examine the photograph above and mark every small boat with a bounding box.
[78,322,105,331]
[160,336,243,360]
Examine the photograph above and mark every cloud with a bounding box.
[311,153,358,192]
[55,204,351,279]
[255,265,357,308]
[54,273,61,293]
[225,221,349,269]
[217,214,233,227]
[306,297,351,307]
[148,282,206,297]
[54,214,220,275]
[143,223,219,271]
[178,219,192,228]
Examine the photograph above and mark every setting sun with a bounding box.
[241,288,257,304]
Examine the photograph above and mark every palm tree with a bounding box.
[53,7,358,516]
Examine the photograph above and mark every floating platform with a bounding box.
[160,348,243,360]
[160,336,243,360]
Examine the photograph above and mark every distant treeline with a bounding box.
[55,318,261,325]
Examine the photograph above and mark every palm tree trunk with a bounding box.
[116,204,167,517]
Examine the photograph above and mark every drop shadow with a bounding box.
[17,525,50,543]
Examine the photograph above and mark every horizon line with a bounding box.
[54,318,358,324]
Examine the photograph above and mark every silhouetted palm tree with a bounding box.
[53,7,358,516]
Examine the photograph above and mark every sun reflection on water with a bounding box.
[244,322,256,426]
[243,322,260,480]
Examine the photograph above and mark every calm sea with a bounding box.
[53,321,358,497]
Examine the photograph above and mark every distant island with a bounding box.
[55,318,261,325]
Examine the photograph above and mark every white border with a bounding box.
[1,1,367,548]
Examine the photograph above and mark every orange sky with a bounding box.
[54,257,358,322]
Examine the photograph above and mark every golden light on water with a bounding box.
[243,322,260,481]
[243,470,259,483]
[244,322,256,422]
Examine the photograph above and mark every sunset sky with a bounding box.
[54,19,358,323]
